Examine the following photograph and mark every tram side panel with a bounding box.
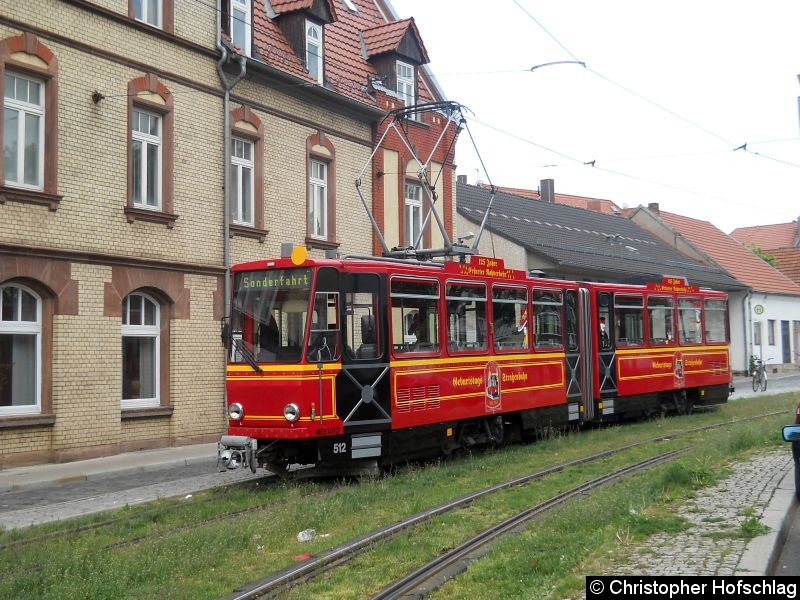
[390,354,567,431]
[586,283,731,420]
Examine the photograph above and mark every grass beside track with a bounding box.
[0,393,796,600]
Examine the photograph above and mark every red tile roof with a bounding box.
[659,211,800,295]
[252,0,436,108]
[730,221,799,250]
[770,247,800,286]
[477,183,623,215]
[362,18,429,62]
[271,0,317,14]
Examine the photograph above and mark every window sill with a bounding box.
[125,206,179,229]
[0,413,56,429]
[305,237,340,251]
[0,186,62,211]
[121,406,174,420]
[231,223,268,243]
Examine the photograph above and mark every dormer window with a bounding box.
[231,0,251,56]
[396,60,415,107]
[306,20,323,83]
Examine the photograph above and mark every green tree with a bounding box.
[747,243,777,267]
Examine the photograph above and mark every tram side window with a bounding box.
[391,279,439,354]
[345,291,381,360]
[678,297,703,344]
[492,286,528,352]
[307,291,340,361]
[597,292,612,350]
[648,296,674,346]
[533,289,563,350]
[614,295,644,346]
[447,283,487,353]
[704,299,728,343]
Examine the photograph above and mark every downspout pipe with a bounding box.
[743,290,752,374]
[216,1,247,324]
[217,0,246,425]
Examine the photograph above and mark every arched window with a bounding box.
[121,292,160,408]
[0,283,41,415]
[306,131,337,249]
[126,75,176,228]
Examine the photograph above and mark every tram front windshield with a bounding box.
[231,268,312,364]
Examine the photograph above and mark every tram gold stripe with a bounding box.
[227,364,341,373]
[226,375,337,382]
[389,352,564,368]
[245,415,336,421]
[394,360,564,379]
[614,346,725,355]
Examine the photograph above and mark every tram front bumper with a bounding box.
[218,435,257,471]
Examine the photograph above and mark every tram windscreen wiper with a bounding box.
[232,336,263,373]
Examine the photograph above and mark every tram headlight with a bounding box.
[228,402,244,421]
[283,403,300,422]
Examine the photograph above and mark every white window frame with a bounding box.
[133,0,162,28]
[341,0,358,13]
[396,60,415,108]
[231,0,252,56]
[309,159,328,239]
[404,181,423,247]
[121,293,160,409]
[3,71,45,191]
[131,108,162,210]
[306,20,323,84]
[231,137,254,226]
[0,283,42,416]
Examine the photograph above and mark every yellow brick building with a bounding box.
[0,0,456,466]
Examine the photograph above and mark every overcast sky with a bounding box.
[391,0,800,234]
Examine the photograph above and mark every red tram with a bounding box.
[218,250,731,473]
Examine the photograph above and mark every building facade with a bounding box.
[0,0,455,467]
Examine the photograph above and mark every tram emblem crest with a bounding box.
[484,361,502,411]
[674,351,685,388]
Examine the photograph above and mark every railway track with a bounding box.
[222,410,783,600]
[372,449,686,599]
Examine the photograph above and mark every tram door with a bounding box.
[596,291,617,399]
[336,273,391,432]
[564,290,583,403]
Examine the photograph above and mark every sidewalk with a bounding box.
[601,452,797,577]
[0,442,218,493]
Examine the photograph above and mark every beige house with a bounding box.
[0,0,456,467]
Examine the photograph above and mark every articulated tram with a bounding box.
[218,250,730,473]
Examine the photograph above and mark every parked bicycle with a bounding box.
[752,358,769,392]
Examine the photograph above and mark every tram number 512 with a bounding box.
[333,442,347,454]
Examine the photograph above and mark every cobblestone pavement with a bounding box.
[604,451,792,576]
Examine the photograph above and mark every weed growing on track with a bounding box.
[0,393,795,599]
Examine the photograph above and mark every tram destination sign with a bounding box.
[646,276,699,294]
[237,268,312,290]
[445,256,524,281]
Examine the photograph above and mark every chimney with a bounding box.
[588,200,602,212]
[540,179,554,203]
[796,215,800,246]
[648,202,660,215]
[457,174,467,185]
